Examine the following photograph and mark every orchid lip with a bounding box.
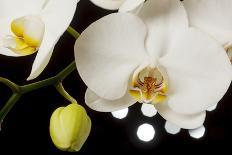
[129,64,169,105]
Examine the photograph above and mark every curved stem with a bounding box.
[0,77,20,92]
[55,61,76,82]
[20,61,76,94]
[20,77,56,94]
[55,83,77,104]
[0,93,21,122]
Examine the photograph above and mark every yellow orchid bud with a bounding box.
[50,104,91,152]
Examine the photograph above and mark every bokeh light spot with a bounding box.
[165,121,181,135]
[111,108,128,119]
[141,103,157,117]
[189,126,205,139]
[137,123,155,142]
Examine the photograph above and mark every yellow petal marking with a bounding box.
[8,37,36,55]
[11,18,24,37]
[129,90,142,102]
[23,16,45,47]
[152,94,167,105]
[24,33,41,47]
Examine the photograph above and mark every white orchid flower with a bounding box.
[183,0,232,63]
[0,0,79,80]
[74,0,232,129]
[89,0,145,12]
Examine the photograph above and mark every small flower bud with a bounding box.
[50,104,91,152]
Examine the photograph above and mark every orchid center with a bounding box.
[3,15,45,55]
[129,65,168,105]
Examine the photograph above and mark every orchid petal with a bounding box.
[207,104,218,112]
[90,0,124,10]
[119,0,145,13]
[40,0,79,38]
[85,88,136,112]
[27,33,55,80]
[75,13,149,100]
[160,28,232,115]
[0,0,45,18]
[0,40,21,56]
[27,0,78,80]
[0,18,17,56]
[23,16,44,47]
[183,0,232,44]
[155,102,206,129]
[138,0,188,60]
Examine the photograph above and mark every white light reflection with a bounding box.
[165,121,181,135]
[141,103,157,117]
[188,125,205,139]
[137,123,155,142]
[111,108,128,119]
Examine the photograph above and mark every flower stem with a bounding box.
[0,77,20,93]
[20,61,76,94]
[54,61,76,82]
[20,77,57,94]
[55,83,77,104]
[67,26,80,39]
[0,93,21,122]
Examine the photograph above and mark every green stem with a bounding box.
[67,26,80,39]
[55,61,76,82]
[20,77,56,94]
[0,77,20,92]
[0,93,21,121]
[20,61,76,94]
[55,83,77,104]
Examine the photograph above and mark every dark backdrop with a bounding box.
[0,0,232,154]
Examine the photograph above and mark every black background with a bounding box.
[0,0,232,154]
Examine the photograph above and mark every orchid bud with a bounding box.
[49,104,91,152]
